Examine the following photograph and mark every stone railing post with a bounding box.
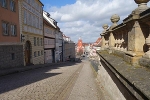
[117,39,121,50]
[115,39,118,50]
[109,14,120,49]
[101,34,105,49]
[105,40,109,48]
[100,24,108,50]
[120,33,125,51]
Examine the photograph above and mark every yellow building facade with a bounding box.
[19,0,44,65]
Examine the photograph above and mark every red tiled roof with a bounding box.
[82,43,89,47]
[93,37,102,46]
[95,38,101,44]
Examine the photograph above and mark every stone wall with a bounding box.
[0,45,24,69]
[96,51,150,100]
[63,42,75,61]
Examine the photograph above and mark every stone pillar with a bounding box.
[109,32,115,49]
[127,0,149,53]
[120,33,125,51]
[105,40,109,48]
[115,39,118,50]
[118,38,121,50]
[101,34,106,49]
[100,24,108,50]
[109,14,120,49]
[128,21,145,53]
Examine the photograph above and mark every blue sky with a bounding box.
[42,0,76,10]
[41,0,150,43]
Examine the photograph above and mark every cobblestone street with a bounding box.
[0,61,101,100]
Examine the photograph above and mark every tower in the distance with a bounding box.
[77,37,83,55]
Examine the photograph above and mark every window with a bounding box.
[36,17,38,28]
[41,50,43,55]
[10,0,15,11]
[38,51,40,56]
[27,0,30,4]
[29,13,31,26]
[27,12,30,25]
[37,37,39,46]
[11,53,15,60]
[10,24,17,36]
[2,21,9,35]
[39,19,43,29]
[33,15,35,27]
[1,0,7,8]
[34,51,36,57]
[31,15,34,26]
[24,10,26,24]
[48,40,50,45]
[40,38,42,46]
[34,37,36,46]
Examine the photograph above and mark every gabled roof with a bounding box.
[95,37,101,44]
[93,37,102,46]
[43,11,57,28]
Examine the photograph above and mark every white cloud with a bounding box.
[46,0,150,43]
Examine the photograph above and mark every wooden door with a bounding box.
[25,41,31,65]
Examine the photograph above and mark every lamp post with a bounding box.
[21,34,25,42]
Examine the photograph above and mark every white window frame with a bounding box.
[10,24,17,36]
[1,0,7,8]
[10,0,15,11]
[2,21,9,35]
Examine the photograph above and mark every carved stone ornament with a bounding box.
[134,0,149,4]
[102,24,108,33]
[133,0,149,14]
[110,14,120,30]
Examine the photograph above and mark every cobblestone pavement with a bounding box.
[0,61,101,100]
[0,62,83,100]
[67,60,100,100]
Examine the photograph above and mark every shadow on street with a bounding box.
[0,61,82,94]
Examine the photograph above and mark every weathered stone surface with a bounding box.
[109,32,115,48]
[0,45,24,69]
[97,50,150,100]
[128,21,145,52]
[113,50,125,58]
[124,54,142,65]
[139,57,150,68]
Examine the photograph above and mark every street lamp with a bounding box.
[21,34,25,42]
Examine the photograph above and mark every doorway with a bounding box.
[25,41,31,65]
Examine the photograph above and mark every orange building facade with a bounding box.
[0,0,23,68]
[0,0,20,43]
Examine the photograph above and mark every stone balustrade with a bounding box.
[100,0,150,67]
[97,1,150,99]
